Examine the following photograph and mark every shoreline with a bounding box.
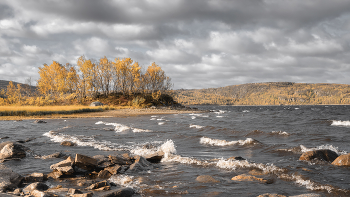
[0,108,203,121]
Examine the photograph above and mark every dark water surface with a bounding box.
[1,105,350,196]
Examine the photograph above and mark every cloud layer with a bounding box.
[1,0,350,89]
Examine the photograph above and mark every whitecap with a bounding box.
[300,144,347,155]
[331,120,350,126]
[271,131,290,136]
[200,137,258,146]
[189,124,204,129]
[158,122,165,125]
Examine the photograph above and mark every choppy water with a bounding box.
[1,105,350,196]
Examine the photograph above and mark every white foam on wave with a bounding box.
[189,124,204,129]
[43,131,125,151]
[158,122,165,125]
[271,131,290,136]
[96,121,153,133]
[200,136,258,146]
[331,120,350,126]
[131,140,177,159]
[242,110,250,113]
[300,144,348,155]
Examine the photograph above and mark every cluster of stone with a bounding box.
[0,141,164,197]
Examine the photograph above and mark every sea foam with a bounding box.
[331,120,350,126]
[200,136,258,146]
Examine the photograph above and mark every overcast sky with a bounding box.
[1,0,350,89]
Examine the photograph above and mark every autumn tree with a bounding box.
[144,62,170,93]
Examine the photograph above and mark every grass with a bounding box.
[0,105,111,117]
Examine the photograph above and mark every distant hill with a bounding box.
[173,82,350,105]
[0,80,37,97]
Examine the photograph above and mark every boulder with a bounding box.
[331,153,350,166]
[100,187,135,197]
[90,102,104,107]
[0,164,23,192]
[299,149,338,162]
[0,141,26,160]
[60,141,75,146]
[23,182,49,194]
[50,156,75,175]
[228,156,246,161]
[97,170,112,179]
[34,120,47,123]
[231,174,273,184]
[129,155,152,172]
[93,155,113,168]
[71,192,93,197]
[75,154,98,171]
[24,172,46,183]
[40,152,64,159]
[144,151,164,163]
[86,180,110,190]
[68,188,83,195]
[195,175,219,183]
[108,155,132,165]
[104,165,121,175]
[30,190,51,197]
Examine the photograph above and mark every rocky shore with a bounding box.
[1,139,349,197]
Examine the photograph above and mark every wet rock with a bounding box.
[257,194,287,197]
[60,141,75,146]
[228,156,246,160]
[47,170,64,179]
[0,141,26,160]
[24,172,47,183]
[104,165,122,175]
[129,155,152,172]
[50,156,74,175]
[231,174,273,184]
[23,182,49,194]
[41,152,65,159]
[75,154,98,171]
[30,189,52,197]
[34,120,47,123]
[145,151,164,163]
[86,180,110,190]
[93,155,113,168]
[100,187,135,197]
[108,155,132,165]
[12,188,22,195]
[331,153,350,166]
[0,137,9,140]
[68,188,83,194]
[195,175,219,183]
[0,164,23,192]
[97,170,112,179]
[71,192,93,197]
[299,149,338,162]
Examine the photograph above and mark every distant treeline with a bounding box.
[173,82,350,105]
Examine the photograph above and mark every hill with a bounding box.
[173,82,350,105]
[0,80,37,97]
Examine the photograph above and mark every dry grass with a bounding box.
[0,105,111,117]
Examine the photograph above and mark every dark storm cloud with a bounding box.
[1,0,350,88]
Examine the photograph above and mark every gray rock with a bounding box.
[100,187,135,197]
[299,149,338,162]
[0,164,23,192]
[196,175,219,183]
[50,156,74,175]
[75,154,98,171]
[23,182,49,194]
[0,141,26,160]
[332,153,350,166]
[90,101,104,106]
[40,152,64,159]
[129,155,152,172]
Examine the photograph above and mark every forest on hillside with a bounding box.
[173,82,350,105]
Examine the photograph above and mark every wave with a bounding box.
[331,120,350,126]
[271,131,290,136]
[43,130,126,151]
[95,121,152,133]
[200,136,259,146]
[300,144,348,155]
[189,124,204,129]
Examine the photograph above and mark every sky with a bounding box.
[1,0,350,89]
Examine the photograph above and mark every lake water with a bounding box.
[1,105,350,197]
